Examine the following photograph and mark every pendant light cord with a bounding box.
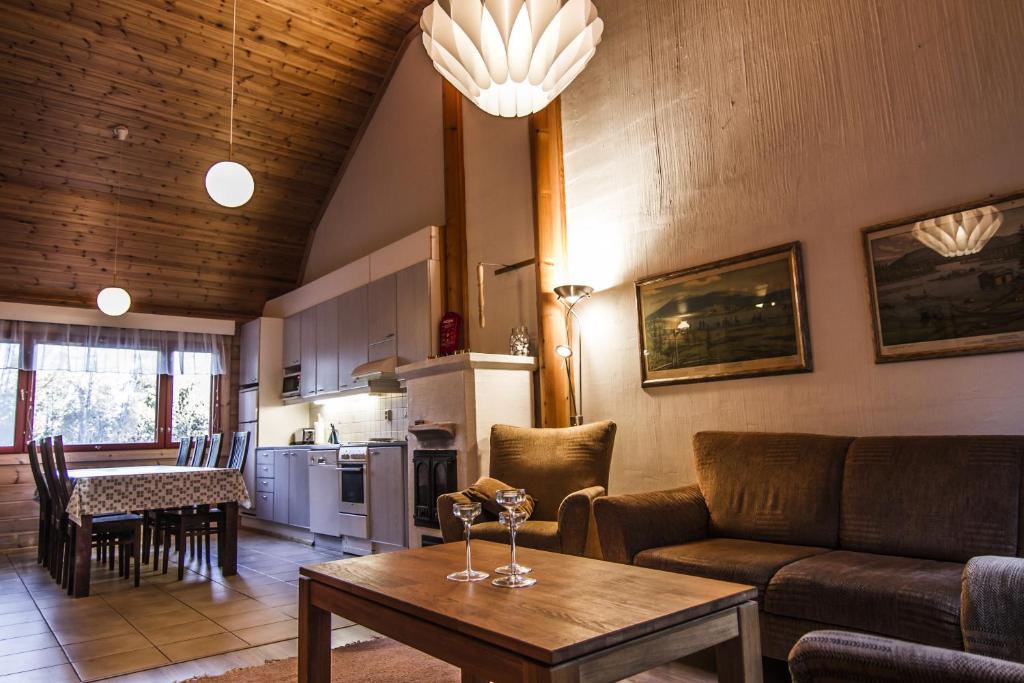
[228,0,237,159]
[113,132,123,286]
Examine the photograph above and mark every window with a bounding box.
[171,352,213,443]
[0,343,20,449]
[33,345,159,446]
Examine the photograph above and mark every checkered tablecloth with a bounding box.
[66,466,251,524]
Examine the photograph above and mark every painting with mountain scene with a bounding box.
[635,243,812,386]
[863,193,1024,362]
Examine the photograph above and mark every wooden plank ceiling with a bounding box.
[0,0,430,318]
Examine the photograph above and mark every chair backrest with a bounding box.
[187,435,205,467]
[488,421,617,522]
[39,437,68,510]
[204,433,223,468]
[174,438,191,466]
[52,435,72,498]
[227,431,250,470]
[26,439,50,506]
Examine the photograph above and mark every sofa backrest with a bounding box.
[840,436,1024,562]
[693,431,853,548]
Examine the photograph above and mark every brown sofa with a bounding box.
[437,421,616,556]
[594,431,1024,660]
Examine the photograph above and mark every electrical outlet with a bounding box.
[384,408,393,422]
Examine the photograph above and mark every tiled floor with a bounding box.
[0,530,374,682]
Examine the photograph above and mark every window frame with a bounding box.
[0,370,31,455]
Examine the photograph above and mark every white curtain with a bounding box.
[0,320,228,375]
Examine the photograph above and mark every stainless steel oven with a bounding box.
[338,446,368,516]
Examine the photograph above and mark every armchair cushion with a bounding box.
[789,630,1024,683]
[767,550,964,650]
[635,538,829,605]
[962,555,1024,663]
[489,421,616,521]
[593,485,709,564]
[463,477,536,518]
[471,520,561,553]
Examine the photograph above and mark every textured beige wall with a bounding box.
[303,47,445,283]
[560,0,1024,493]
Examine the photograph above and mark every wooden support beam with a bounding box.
[442,81,470,348]
[529,99,571,428]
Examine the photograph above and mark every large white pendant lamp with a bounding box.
[98,125,132,317]
[913,205,1004,258]
[206,0,254,207]
[420,0,604,118]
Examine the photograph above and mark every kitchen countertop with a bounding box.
[255,441,407,450]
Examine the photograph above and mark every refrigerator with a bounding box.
[238,387,258,516]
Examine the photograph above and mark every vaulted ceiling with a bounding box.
[0,0,430,319]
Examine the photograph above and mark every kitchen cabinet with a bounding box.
[239,319,260,387]
[283,314,301,369]
[369,446,407,548]
[299,308,317,398]
[270,449,310,528]
[238,387,258,424]
[254,449,274,521]
[396,262,431,365]
[338,286,368,390]
[314,298,339,395]
[367,274,396,361]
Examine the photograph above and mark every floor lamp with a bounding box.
[554,284,592,426]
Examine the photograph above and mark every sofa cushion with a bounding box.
[490,421,616,522]
[765,550,965,649]
[693,432,853,547]
[840,436,1024,562]
[472,520,561,553]
[634,538,830,603]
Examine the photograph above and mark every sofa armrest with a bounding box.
[962,555,1024,663]
[593,484,708,564]
[557,485,605,557]
[436,491,474,543]
[789,630,1024,683]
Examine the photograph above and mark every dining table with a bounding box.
[66,465,251,597]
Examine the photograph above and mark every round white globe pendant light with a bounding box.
[206,0,253,207]
[98,125,132,317]
[420,0,604,118]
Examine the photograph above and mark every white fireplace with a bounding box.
[396,353,535,548]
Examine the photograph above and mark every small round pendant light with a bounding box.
[206,0,254,207]
[98,125,132,317]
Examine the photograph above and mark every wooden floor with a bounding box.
[0,531,791,682]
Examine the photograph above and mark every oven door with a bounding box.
[338,463,368,515]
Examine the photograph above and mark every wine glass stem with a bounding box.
[464,521,472,574]
[509,521,518,576]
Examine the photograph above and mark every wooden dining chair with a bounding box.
[174,438,192,466]
[187,435,206,467]
[226,431,250,470]
[203,433,223,468]
[26,440,52,568]
[147,436,197,563]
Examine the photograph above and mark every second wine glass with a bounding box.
[446,502,488,582]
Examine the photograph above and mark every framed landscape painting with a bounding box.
[635,242,812,387]
[863,192,1024,363]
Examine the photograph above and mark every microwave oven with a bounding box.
[282,371,300,398]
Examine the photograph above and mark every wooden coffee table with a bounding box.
[299,541,761,682]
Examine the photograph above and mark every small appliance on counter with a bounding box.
[293,428,315,445]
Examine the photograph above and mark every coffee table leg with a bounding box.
[299,577,331,683]
[220,501,238,575]
[72,515,92,598]
[461,671,489,683]
[715,602,762,683]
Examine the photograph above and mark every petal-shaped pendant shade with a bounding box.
[913,205,1004,258]
[421,0,604,117]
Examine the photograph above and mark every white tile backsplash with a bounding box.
[310,393,408,443]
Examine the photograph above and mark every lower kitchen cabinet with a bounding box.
[272,448,310,528]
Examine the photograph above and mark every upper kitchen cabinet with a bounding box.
[239,319,260,387]
[396,262,431,365]
[314,298,340,395]
[367,274,397,362]
[338,286,369,390]
[299,307,317,398]
[283,314,301,369]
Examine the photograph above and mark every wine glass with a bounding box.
[495,508,532,575]
[446,503,488,582]
[492,489,536,588]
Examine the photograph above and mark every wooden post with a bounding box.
[442,81,469,347]
[529,99,571,428]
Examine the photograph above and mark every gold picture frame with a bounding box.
[635,242,812,387]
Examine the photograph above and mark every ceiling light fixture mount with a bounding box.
[97,125,132,317]
[206,0,254,208]
[420,0,604,118]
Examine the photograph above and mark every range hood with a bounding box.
[351,356,402,394]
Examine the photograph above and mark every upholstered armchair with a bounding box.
[789,556,1024,682]
[437,421,616,556]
